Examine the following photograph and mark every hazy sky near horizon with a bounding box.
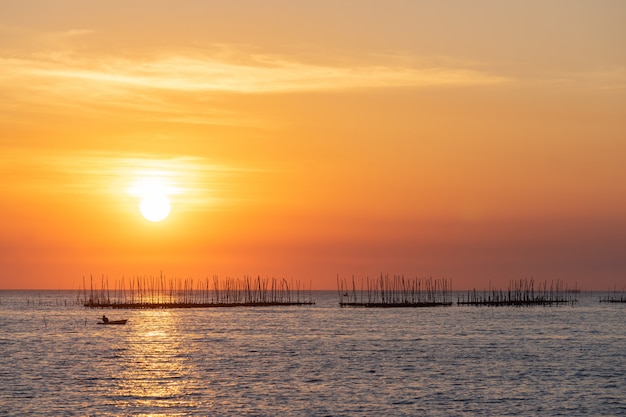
[1,1,625,289]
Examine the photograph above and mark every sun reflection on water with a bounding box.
[113,310,208,414]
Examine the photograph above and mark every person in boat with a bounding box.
[102,315,109,323]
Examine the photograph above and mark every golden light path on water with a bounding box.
[114,310,208,413]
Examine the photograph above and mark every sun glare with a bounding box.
[128,174,176,222]
[140,194,171,222]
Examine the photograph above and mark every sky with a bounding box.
[1,1,625,290]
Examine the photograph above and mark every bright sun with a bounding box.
[129,175,175,222]
[140,193,171,222]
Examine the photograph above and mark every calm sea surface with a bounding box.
[0,290,624,416]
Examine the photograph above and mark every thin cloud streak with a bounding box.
[4,52,511,95]
[0,51,512,127]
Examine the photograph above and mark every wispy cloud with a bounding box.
[1,39,511,98]
[17,53,511,93]
[0,34,514,127]
[0,45,513,128]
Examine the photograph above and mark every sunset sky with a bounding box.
[1,1,625,290]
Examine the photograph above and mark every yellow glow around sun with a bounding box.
[128,174,178,222]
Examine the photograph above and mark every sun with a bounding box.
[128,175,176,222]
[140,193,171,222]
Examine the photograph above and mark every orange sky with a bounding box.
[1,1,625,290]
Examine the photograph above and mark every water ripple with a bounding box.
[0,291,625,416]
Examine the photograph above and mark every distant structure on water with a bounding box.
[599,287,626,303]
[337,274,453,308]
[457,278,578,306]
[336,275,579,308]
[82,275,314,309]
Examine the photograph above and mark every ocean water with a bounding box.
[0,290,624,416]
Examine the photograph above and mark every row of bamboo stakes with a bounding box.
[338,275,579,307]
[456,278,578,306]
[338,274,453,307]
[599,286,626,303]
[82,274,314,308]
[14,277,626,309]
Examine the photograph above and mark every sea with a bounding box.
[0,290,624,416]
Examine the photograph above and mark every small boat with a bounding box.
[97,319,128,325]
